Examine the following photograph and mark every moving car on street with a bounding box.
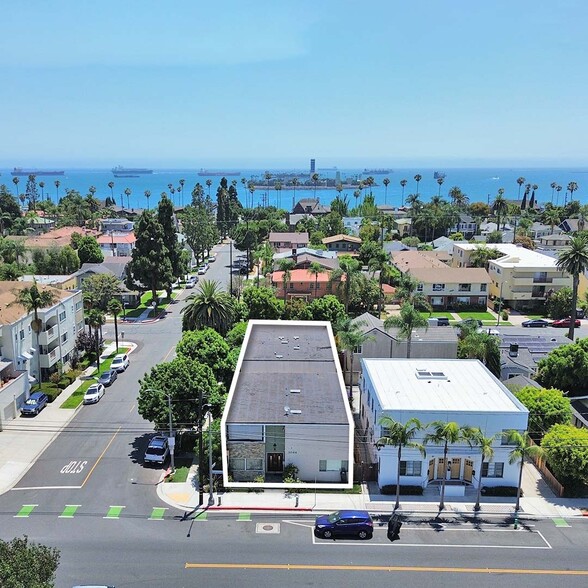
[99,369,118,387]
[20,392,49,416]
[111,353,130,372]
[83,383,106,404]
[144,436,170,466]
[522,318,551,328]
[314,510,373,540]
[551,317,581,328]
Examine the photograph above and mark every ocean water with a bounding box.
[1,167,586,211]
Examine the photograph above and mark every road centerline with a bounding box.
[80,426,121,488]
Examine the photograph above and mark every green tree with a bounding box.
[181,280,235,335]
[11,282,57,388]
[515,386,572,440]
[76,235,104,264]
[493,191,508,231]
[507,430,544,511]
[107,298,123,351]
[157,193,182,287]
[0,535,60,588]
[303,294,347,324]
[458,332,501,378]
[81,274,121,311]
[308,261,326,299]
[138,357,221,427]
[384,302,429,358]
[393,273,431,311]
[467,429,499,511]
[242,286,283,319]
[537,339,588,392]
[335,317,372,396]
[424,421,475,510]
[330,255,361,313]
[225,321,248,348]
[556,234,588,340]
[32,245,80,275]
[277,258,295,302]
[469,245,501,269]
[86,308,105,371]
[376,417,425,510]
[127,211,173,303]
[545,286,573,319]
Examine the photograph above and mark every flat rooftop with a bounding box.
[225,321,349,425]
[363,358,527,414]
[455,243,560,268]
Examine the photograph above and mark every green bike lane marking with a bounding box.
[238,512,251,521]
[553,518,571,527]
[15,504,38,518]
[59,505,82,518]
[149,507,168,520]
[104,506,126,519]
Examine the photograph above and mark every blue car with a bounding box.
[21,392,49,416]
[314,510,373,540]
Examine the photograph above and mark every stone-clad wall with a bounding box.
[227,441,265,482]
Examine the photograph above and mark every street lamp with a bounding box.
[496,280,508,327]
[203,405,215,507]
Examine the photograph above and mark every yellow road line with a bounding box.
[129,403,135,413]
[81,426,121,487]
[184,563,588,576]
[163,344,175,362]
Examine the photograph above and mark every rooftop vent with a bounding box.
[509,343,519,357]
[275,354,283,359]
[281,339,289,344]
[415,369,447,380]
[293,345,300,350]
[289,389,301,394]
[293,336,299,340]
[290,409,302,415]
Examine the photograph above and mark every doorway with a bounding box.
[464,459,474,483]
[450,458,461,480]
[266,452,284,473]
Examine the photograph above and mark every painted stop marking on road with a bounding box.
[60,460,88,474]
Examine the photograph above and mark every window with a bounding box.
[20,330,25,340]
[75,301,83,311]
[319,459,349,471]
[480,283,487,292]
[481,462,504,478]
[59,310,66,322]
[417,283,424,291]
[61,333,68,343]
[458,283,471,292]
[246,458,263,471]
[399,461,422,476]
[229,458,246,470]
[432,283,445,291]
[354,345,362,354]
[478,297,486,305]
[380,426,392,438]
[227,425,264,441]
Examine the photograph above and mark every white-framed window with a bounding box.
[319,459,349,471]
[354,345,362,354]
[59,310,66,322]
[61,333,68,343]
[458,283,471,292]
[75,301,83,311]
[432,283,445,291]
[482,462,504,478]
[456,296,470,304]
[399,461,422,476]
[430,297,444,306]
[478,297,486,305]
[480,283,487,292]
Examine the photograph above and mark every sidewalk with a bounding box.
[157,461,588,519]
[0,340,136,496]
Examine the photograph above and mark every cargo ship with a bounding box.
[112,165,153,178]
[11,167,64,176]
[198,169,241,177]
[363,168,391,174]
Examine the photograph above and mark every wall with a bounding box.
[0,371,28,429]
[226,441,265,482]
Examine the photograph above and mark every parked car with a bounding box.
[144,436,170,466]
[111,353,130,373]
[522,319,551,328]
[99,369,118,387]
[477,327,500,336]
[207,255,216,263]
[314,510,373,540]
[20,392,49,416]
[197,265,208,275]
[185,276,198,288]
[436,317,450,326]
[576,308,586,319]
[552,317,581,328]
[83,383,106,405]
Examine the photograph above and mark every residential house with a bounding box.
[268,232,309,253]
[0,281,84,387]
[97,232,137,257]
[0,358,29,429]
[391,250,450,272]
[537,233,572,249]
[15,227,100,258]
[343,217,363,236]
[527,222,556,239]
[100,218,135,233]
[359,359,529,492]
[26,216,56,234]
[448,214,477,238]
[273,248,339,272]
[452,243,572,311]
[383,241,412,254]
[559,218,583,233]
[322,234,362,254]
[292,198,331,216]
[221,320,353,488]
[394,217,412,237]
[344,313,458,384]
[19,274,78,291]
[271,268,341,301]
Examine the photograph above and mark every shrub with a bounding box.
[49,372,61,385]
[481,486,520,497]
[282,463,299,481]
[380,485,423,496]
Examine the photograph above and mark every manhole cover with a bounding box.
[256,523,280,534]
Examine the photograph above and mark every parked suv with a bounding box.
[21,392,49,416]
[144,436,170,466]
[314,510,373,539]
[111,353,130,373]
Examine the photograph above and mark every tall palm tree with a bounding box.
[107,298,123,351]
[405,193,421,236]
[275,181,282,209]
[436,176,444,196]
[555,184,563,206]
[384,302,429,358]
[39,181,45,201]
[365,176,375,197]
[414,174,422,196]
[400,179,408,205]
[11,282,58,388]
[353,189,361,210]
[291,177,299,211]
[257,242,275,277]
[311,172,320,200]
[377,417,425,510]
[54,179,61,202]
[516,176,525,199]
[179,178,185,206]
[335,317,372,397]
[567,181,578,202]
[264,172,273,206]
[506,430,544,511]
[424,421,475,511]
[556,234,588,340]
[330,255,361,312]
[87,308,105,372]
[277,258,295,302]
[108,181,115,203]
[383,178,390,204]
[550,181,557,204]
[144,190,151,210]
[124,188,131,209]
[468,429,499,512]
[180,280,235,335]
[206,179,212,197]
[493,190,508,230]
[308,261,325,299]
[12,176,20,196]
[543,208,561,234]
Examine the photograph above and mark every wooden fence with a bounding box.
[529,439,565,497]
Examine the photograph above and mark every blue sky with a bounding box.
[2,0,587,168]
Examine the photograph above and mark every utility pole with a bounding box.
[207,409,214,506]
[229,237,234,297]
[198,388,204,506]
[167,393,175,472]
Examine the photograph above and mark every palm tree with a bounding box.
[107,298,123,351]
[335,317,372,397]
[87,309,105,372]
[11,282,58,388]
[556,234,588,340]
[469,244,501,270]
[108,181,115,203]
[353,189,361,210]
[405,193,421,236]
[179,178,185,206]
[144,190,151,210]
[516,176,525,198]
[277,258,295,302]
[468,429,499,512]
[555,184,563,205]
[383,178,390,204]
[436,176,444,196]
[308,261,325,299]
[567,181,578,202]
[39,181,45,201]
[384,302,429,358]
[543,208,561,234]
[493,190,508,230]
[181,280,235,335]
[12,177,19,197]
[291,177,299,211]
[377,417,425,510]
[54,179,61,201]
[550,181,557,204]
[424,421,475,511]
[257,242,275,277]
[400,179,407,205]
[330,255,361,313]
[264,172,273,206]
[414,174,422,196]
[507,430,544,511]
[124,188,131,209]
[206,179,212,197]
[365,176,375,197]
[311,173,320,200]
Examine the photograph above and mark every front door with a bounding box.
[464,459,474,483]
[428,459,435,482]
[266,452,284,472]
[436,458,446,479]
[450,458,461,479]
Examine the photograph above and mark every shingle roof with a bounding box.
[391,251,449,270]
[322,234,362,244]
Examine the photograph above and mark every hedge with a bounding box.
[481,486,521,497]
[380,485,423,496]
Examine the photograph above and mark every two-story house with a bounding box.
[271,268,342,301]
[273,248,339,272]
[322,234,362,254]
[448,214,477,238]
[268,232,310,253]
[97,232,137,257]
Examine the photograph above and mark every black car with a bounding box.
[98,369,118,387]
[522,319,551,328]
[314,510,373,540]
[436,317,450,326]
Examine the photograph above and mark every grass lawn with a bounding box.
[424,311,455,318]
[124,291,178,319]
[164,454,194,483]
[458,311,496,321]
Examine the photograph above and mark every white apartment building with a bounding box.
[359,359,529,493]
[452,243,572,310]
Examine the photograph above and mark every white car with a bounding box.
[111,353,130,372]
[83,383,105,404]
[477,327,500,336]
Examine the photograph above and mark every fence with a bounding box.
[529,438,565,497]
